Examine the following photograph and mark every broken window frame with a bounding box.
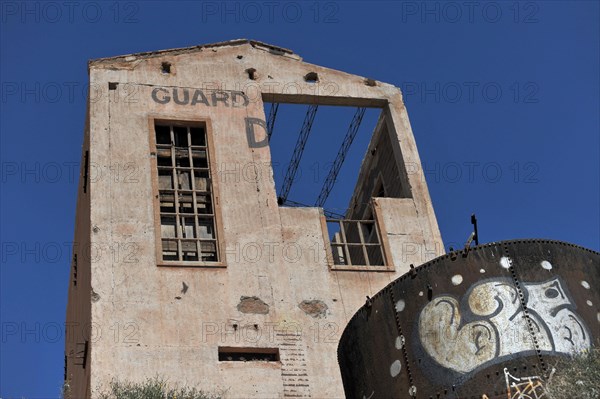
[321,202,394,272]
[149,117,226,267]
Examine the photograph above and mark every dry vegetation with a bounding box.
[63,377,222,399]
[98,378,222,399]
[545,346,600,399]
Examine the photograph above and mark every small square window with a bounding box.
[155,125,171,144]
[190,127,206,146]
[325,218,387,269]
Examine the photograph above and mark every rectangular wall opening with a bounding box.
[264,102,411,219]
[218,347,280,362]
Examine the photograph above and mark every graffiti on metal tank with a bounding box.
[504,367,547,399]
[339,242,599,398]
[418,274,590,374]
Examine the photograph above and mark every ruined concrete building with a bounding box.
[65,39,443,398]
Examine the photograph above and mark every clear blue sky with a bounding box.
[1,1,598,397]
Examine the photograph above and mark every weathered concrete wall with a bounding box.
[66,40,443,398]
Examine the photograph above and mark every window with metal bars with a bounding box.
[326,219,386,268]
[154,122,220,263]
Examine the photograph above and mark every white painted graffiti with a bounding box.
[504,367,547,399]
[418,277,590,374]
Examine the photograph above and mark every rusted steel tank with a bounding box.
[337,239,599,399]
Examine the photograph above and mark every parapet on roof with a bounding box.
[89,39,300,67]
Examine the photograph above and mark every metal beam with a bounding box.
[266,102,279,140]
[278,105,318,203]
[315,107,366,207]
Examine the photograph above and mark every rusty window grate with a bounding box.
[326,219,385,267]
[154,123,219,262]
